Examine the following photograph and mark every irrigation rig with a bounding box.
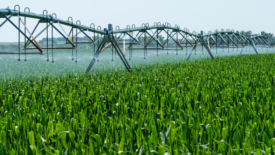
[0,5,274,73]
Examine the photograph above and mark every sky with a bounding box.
[0,0,274,42]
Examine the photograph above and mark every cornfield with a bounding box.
[1,53,275,154]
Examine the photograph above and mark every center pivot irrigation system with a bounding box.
[0,5,274,73]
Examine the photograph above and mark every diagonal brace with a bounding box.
[49,22,75,47]
[224,33,238,47]
[78,28,94,42]
[218,34,229,46]
[179,32,193,46]
[186,41,200,61]
[145,30,164,48]
[163,29,183,49]
[0,13,43,53]
[25,23,50,47]
[0,15,12,27]
[248,39,258,54]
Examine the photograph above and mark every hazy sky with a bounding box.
[0,0,274,42]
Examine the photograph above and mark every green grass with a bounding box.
[0,49,275,154]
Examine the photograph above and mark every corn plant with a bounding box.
[0,51,275,154]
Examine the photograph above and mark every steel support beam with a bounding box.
[78,28,94,42]
[186,41,200,61]
[125,32,139,43]
[0,15,12,27]
[224,33,238,47]
[232,34,244,47]
[163,29,183,49]
[162,30,176,45]
[179,32,193,46]
[86,30,132,73]
[145,30,164,48]
[143,29,162,47]
[25,24,50,47]
[49,22,75,47]
[202,35,215,59]
[0,13,43,53]
[218,34,229,46]
[249,39,258,54]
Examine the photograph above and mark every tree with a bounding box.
[240,31,252,37]
[261,31,273,39]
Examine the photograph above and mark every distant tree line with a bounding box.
[0,44,19,51]
[260,31,273,39]
[240,30,274,39]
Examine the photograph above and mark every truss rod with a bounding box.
[0,13,43,53]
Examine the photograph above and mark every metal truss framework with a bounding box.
[0,6,274,72]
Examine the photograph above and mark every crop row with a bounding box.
[0,51,275,154]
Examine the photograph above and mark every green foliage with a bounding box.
[1,53,275,154]
[240,30,253,37]
[261,31,274,40]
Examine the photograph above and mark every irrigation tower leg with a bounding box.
[86,25,132,73]
[249,39,258,54]
[186,42,200,61]
[86,41,106,73]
